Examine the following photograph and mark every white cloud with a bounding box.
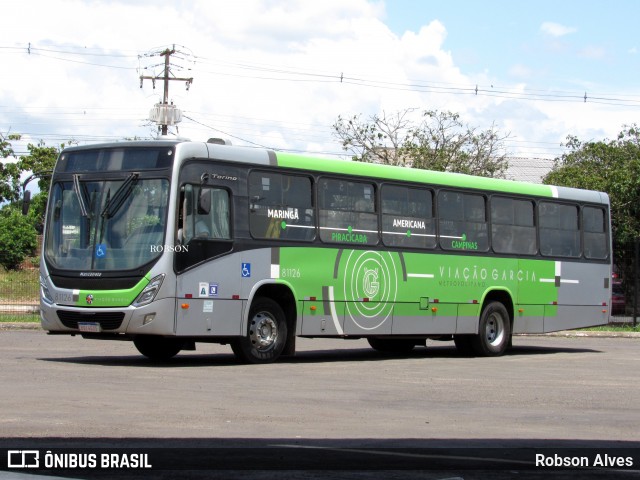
[540,21,577,37]
[508,64,533,79]
[578,46,607,59]
[0,0,637,169]
[2,0,471,154]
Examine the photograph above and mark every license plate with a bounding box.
[78,322,102,333]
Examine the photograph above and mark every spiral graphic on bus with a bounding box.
[342,250,398,330]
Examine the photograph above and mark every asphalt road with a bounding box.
[1,329,639,479]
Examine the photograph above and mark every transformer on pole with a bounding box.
[139,45,193,136]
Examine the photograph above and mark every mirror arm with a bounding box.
[21,170,53,215]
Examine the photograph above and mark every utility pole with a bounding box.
[139,45,193,136]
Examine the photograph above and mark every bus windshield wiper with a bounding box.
[101,172,139,219]
[72,174,91,218]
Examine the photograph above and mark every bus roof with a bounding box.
[60,139,608,204]
[273,152,608,205]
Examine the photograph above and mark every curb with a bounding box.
[0,322,43,331]
[529,330,640,338]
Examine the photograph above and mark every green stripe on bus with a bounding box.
[277,247,559,307]
[275,152,555,197]
[77,274,150,307]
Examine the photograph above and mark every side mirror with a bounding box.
[22,190,31,215]
[197,187,211,215]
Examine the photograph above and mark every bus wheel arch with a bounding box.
[232,284,297,363]
[471,291,513,356]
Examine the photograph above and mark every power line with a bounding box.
[191,53,640,107]
[0,41,632,160]
[4,42,640,107]
[29,46,137,58]
[182,115,271,149]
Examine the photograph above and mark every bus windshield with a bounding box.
[44,177,170,272]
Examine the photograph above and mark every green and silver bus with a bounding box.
[38,139,612,363]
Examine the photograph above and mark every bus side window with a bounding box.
[539,202,580,257]
[438,191,488,251]
[248,171,314,241]
[583,206,608,259]
[207,188,231,239]
[491,197,536,255]
[180,185,230,243]
[381,185,435,249]
[319,178,378,245]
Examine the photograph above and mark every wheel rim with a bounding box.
[484,312,505,347]
[249,311,278,352]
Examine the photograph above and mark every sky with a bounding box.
[1,0,639,183]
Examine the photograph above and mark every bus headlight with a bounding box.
[132,274,165,307]
[40,275,54,305]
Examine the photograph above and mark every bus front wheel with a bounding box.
[471,301,511,356]
[134,336,182,361]
[231,297,287,364]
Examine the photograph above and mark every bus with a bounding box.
[36,139,612,363]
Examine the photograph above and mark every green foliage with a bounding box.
[17,139,60,195]
[18,139,68,227]
[544,126,640,291]
[0,208,38,270]
[0,133,69,230]
[332,109,510,178]
[0,132,23,204]
[544,126,640,246]
[581,324,640,333]
[0,315,40,323]
[25,192,48,233]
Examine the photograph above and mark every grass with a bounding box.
[0,314,39,323]
[0,266,39,302]
[0,263,40,323]
[581,323,640,333]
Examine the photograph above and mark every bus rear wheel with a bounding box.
[134,336,182,361]
[231,297,287,364]
[471,301,511,356]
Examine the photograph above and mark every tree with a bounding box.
[1,133,64,198]
[332,109,510,178]
[1,134,67,230]
[0,208,37,270]
[544,126,640,247]
[16,139,64,232]
[333,109,414,166]
[543,126,640,296]
[0,132,22,204]
[17,139,59,197]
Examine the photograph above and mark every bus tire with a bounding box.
[134,336,182,361]
[231,297,287,364]
[367,338,417,354]
[471,301,511,357]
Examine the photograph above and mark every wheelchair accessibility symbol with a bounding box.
[241,263,251,278]
[95,244,107,258]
